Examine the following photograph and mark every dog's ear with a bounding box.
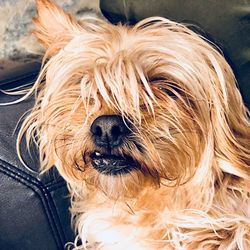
[34,0,81,52]
[207,50,250,179]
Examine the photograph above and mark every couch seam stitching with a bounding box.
[0,163,67,249]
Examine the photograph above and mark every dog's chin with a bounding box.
[90,152,139,176]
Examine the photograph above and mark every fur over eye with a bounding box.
[150,77,183,98]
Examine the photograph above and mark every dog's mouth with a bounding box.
[90,151,138,175]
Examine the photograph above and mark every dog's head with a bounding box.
[21,0,250,199]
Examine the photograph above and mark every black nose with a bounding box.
[90,115,130,149]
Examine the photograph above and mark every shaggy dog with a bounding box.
[19,0,250,249]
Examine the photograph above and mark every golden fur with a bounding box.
[18,0,250,249]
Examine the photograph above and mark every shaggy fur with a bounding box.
[18,0,250,249]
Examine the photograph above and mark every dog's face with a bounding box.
[23,0,249,200]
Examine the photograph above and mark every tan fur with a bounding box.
[19,0,250,249]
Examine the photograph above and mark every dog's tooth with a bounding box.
[95,152,101,156]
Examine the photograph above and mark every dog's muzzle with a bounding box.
[90,115,138,175]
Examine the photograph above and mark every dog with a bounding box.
[19,0,250,249]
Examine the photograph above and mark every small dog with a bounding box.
[20,0,250,249]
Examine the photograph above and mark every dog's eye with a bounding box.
[159,85,182,98]
[150,77,182,98]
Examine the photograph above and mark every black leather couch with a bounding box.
[0,61,75,250]
[0,1,249,249]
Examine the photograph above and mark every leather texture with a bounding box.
[100,0,250,109]
[0,67,75,250]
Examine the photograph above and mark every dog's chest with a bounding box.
[78,208,150,250]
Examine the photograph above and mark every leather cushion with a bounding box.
[0,72,75,250]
